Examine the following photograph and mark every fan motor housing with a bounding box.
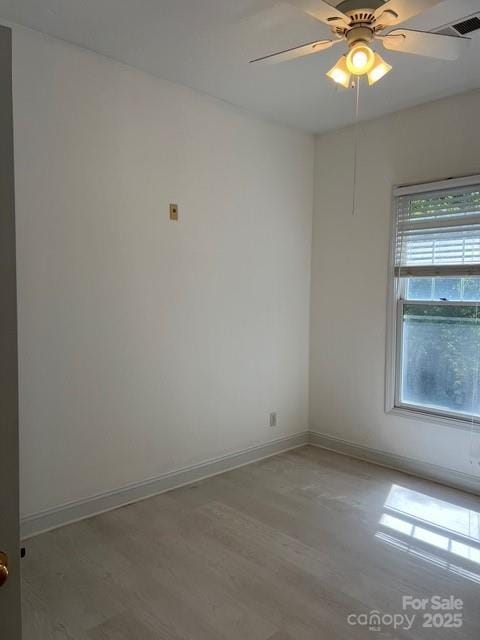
[346,26,375,46]
[337,0,385,13]
[332,1,387,37]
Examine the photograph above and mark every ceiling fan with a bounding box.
[250,0,470,87]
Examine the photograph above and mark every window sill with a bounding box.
[387,404,480,433]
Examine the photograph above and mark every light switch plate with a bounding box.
[170,204,178,221]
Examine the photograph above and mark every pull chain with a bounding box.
[352,77,360,216]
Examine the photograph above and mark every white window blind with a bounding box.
[394,181,480,277]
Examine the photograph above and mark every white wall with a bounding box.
[16,23,480,522]
[13,27,314,518]
[311,90,480,478]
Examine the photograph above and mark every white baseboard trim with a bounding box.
[309,431,480,496]
[21,429,480,539]
[20,431,309,539]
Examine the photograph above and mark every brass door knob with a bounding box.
[0,551,9,587]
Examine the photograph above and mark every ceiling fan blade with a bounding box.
[374,0,443,26]
[382,28,470,60]
[250,38,338,64]
[291,0,351,28]
[374,9,400,28]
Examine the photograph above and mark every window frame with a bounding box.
[385,174,480,431]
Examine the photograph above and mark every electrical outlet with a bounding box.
[269,412,277,427]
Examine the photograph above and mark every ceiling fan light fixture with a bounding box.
[250,0,469,93]
[326,56,351,89]
[367,52,393,85]
[346,43,376,75]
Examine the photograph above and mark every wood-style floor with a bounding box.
[22,446,480,639]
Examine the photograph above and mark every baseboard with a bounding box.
[309,431,480,496]
[21,429,480,539]
[20,431,309,539]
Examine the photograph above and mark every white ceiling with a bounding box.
[0,0,479,133]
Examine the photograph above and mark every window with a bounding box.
[387,176,480,426]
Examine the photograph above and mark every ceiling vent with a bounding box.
[453,15,480,35]
[436,13,480,37]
